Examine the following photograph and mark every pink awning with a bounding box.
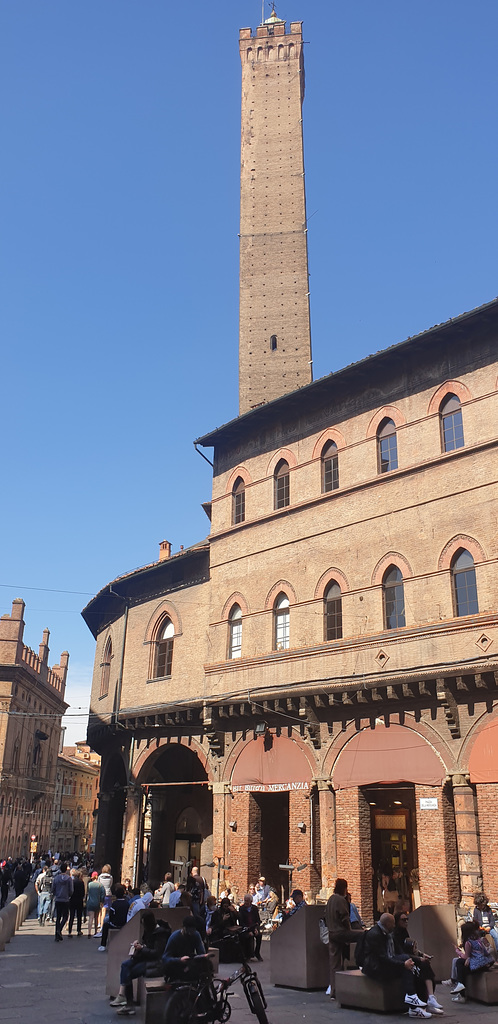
[469,718,498,783]
[332,724,445,789]
[231,735,312,793]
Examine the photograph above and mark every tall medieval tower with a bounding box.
[238,11,312,414]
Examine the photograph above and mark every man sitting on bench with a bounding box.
[360,913,433,1019]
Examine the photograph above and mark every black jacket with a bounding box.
[362,924,405,979]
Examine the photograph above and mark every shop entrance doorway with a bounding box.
[253,791,289,900]
[362,783,417,915]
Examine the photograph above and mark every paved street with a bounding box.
[0,913,497,1024]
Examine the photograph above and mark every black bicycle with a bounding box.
[163,957,269,1024]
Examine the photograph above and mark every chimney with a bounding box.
[159,540,171,561]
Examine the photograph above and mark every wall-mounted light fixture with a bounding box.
[228,820,237,831]
[254,722,267,736]
[297,821,306,832]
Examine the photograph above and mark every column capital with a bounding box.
[211,782,231,796]
[450,773,470,788]
[314,777,332,792]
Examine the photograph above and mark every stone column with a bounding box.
[212,782,232,897]
[452,774,482,902]
[316,779,336,893]
[121,785,143,886]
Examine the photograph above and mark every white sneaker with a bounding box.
[326,985,332,995]
[408,1008,432,1018]
[451,982,465,994]
[110,996,127,1007]
[405,994,428,1007]
[451,994,465,1003]
[98,945,107,951]
[427,997,444,1011]
[441,980,453,986]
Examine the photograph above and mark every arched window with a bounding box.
[321,441,339,493]
[232,477,245,524]
[451,549,478,616]
[440,393,464,452]
[155,618,174,678]
[274,459,290,509]
[377,418,398,473]
[228,604,242,659]
[324,581,342,640]
[383,566,405,629]
[100,638,112,698]
[274,592,290,650]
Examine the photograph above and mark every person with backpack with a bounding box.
[325,878,363,999]
[35,860,54,925]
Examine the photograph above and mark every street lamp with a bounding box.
[278,861,308,899]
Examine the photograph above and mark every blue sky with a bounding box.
[1,1,497,743]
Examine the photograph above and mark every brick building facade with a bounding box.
[0,599,68,859]
[85,14,498,918]
[50,742,100,854]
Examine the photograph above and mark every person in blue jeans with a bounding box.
[110,911,171,1016]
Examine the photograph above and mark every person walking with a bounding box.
[97,863,113,933]
[68,869,85,936]
[86,871,105,937]
[52,862,74,942]
[35,861,53,925]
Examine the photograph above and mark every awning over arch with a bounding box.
[469,718,498,783]
[332,724,445,790]
[231,735,312,793]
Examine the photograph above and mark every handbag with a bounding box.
[319,918,329,945]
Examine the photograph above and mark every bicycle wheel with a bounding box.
[164,987,196,1024]
[246,980,269,1024]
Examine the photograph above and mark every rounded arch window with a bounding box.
[232,477,246,525]
[377,418,398,474]
[324,581,342,640]
[274,459,290,509]
[321,441,339,493]
[228,604,242,660]
[100,637,112,698]
[274,592,290,650]
[154,618,175,679]
[440,393,464,452]
[451,549,478,617]
[383,566,405,629]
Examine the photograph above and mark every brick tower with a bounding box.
[238,10,312,414]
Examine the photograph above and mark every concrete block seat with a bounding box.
[270,905,329,989]
[465,968,498,1004]
[335,969,406,1012]
[134,948,220,1022]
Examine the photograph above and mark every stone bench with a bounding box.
[335,969,406,1012]
[134,948,220,1021]
[465,969,498,1004]
[136,977,168,1024]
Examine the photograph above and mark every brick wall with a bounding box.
[476,783,498,897]
[335,786,373,923]
[415,784,459,903]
